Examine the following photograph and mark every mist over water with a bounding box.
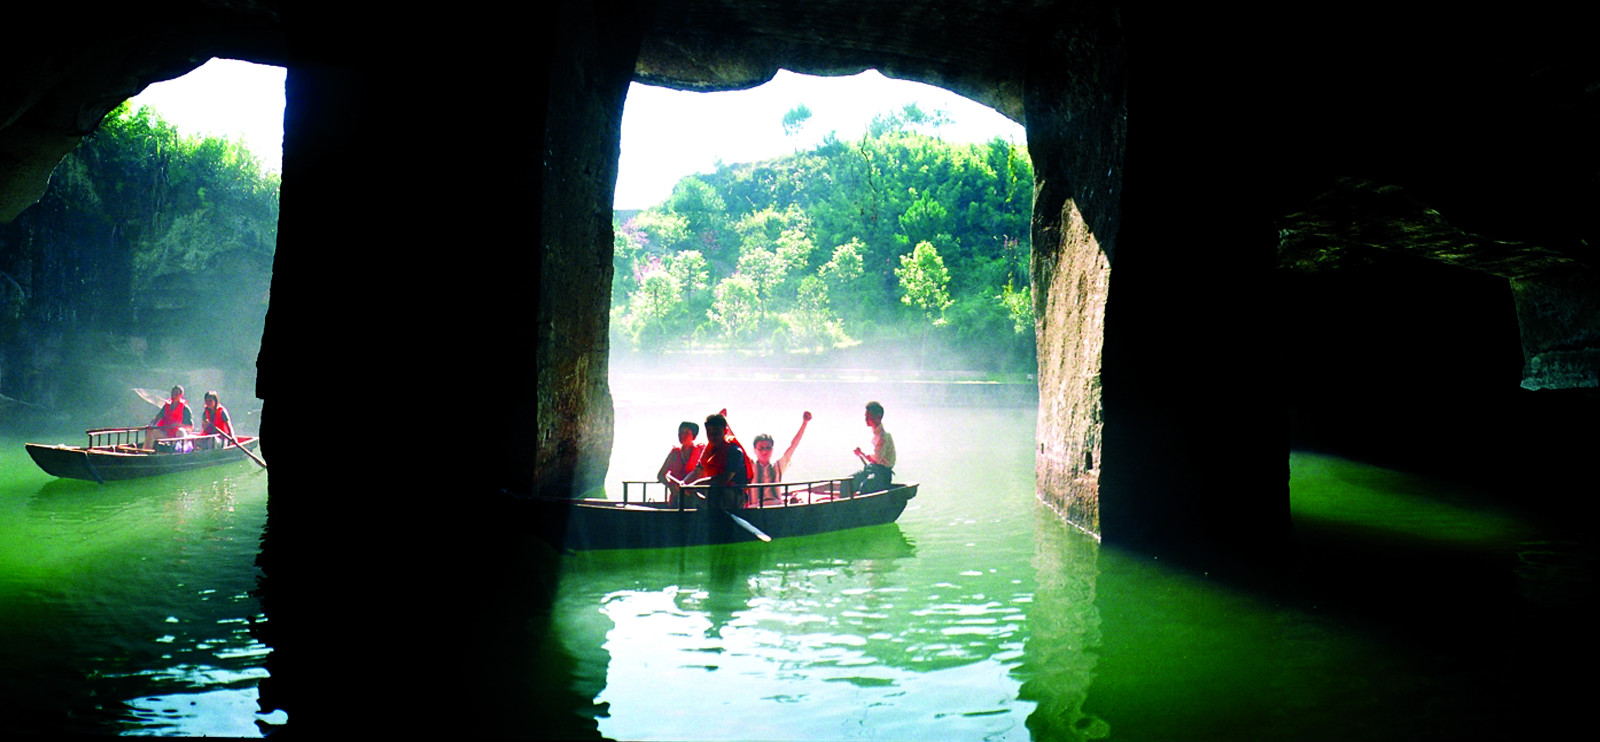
[574,356,1060,740]
[606,350,1037,496]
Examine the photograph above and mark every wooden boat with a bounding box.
[525,477,918,550]
[25,426,262,483]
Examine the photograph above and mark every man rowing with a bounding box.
[684,413,753,510]
[145,385,193,450]
[851,400,896,494]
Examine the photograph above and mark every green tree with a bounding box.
[818,238,870,327]
[867,102,952,138]
[735,246,787,324]
[707,275,761,343]
[898,190,951,250]
[630,210,690,253]
[612,218,647,303]
[606,102,1034,370]
[781,274,850,352]
[897,240,954,369]
[620,264,684,349]
[0,101,279,381]
[897,240,953,323]
[665,176,731,262]
[998,278,1034,335]
[664,250,710,299]
[782,103,813,138]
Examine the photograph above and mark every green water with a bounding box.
[0,425,279,735]
[2,405,1587,738]
[538,403,1588,740]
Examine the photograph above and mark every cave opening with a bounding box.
[0,58,282,428]
[604,69,1047,504]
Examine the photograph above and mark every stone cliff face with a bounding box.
[0,2,283,222]
[1,0,1596,732]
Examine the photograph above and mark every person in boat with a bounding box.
[748,410,812,506]
[146,385,194,450]
[656,420,704,505]
[200,391,234,449]
[685,413,753,510]
[851,400,896,494]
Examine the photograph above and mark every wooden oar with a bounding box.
[133,388,168,407]
[727,512,772,542]
[216,428,268,470]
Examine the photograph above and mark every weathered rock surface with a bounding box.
[0,2,283,222]
[1,2,1597,731]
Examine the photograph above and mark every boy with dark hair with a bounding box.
[749,410,812,506]
[852,400,896,493]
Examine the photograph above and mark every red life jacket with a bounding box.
[700,436,755,483]
[667,444,703,481]
[204,405,233,438]
[732,437,755,482]
[157,399,186,428]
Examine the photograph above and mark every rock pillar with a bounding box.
[256,1,638,734]
[1026,4,1122,537]
[1030,7,1291,562]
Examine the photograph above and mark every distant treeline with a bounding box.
[0,102,278,407]
[612,104,1036,375]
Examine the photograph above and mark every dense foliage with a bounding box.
[613,105,1035,374]
[0,102,278,408]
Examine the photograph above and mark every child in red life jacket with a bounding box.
[201,390,234,448]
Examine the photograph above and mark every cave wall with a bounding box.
[0,2,284,222]
[257,0,638,733]
[1024,3,1122,535]
[1,0,1597,732]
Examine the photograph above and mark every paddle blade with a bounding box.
[727,512,772,542]
[132,388,167,407]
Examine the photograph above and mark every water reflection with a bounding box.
[1019,505,1105,741]
[0,436,274,736]
[553,400,1093,741]
[547,502,1106,741]
[536,418,1591,742]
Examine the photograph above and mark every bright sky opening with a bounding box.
[128,61,1026,211]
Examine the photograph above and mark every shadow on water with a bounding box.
[239,394,1588,739]
[1075,451,1593,741]
[0,444,276,736]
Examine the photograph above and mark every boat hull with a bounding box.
[25,437,262,482]
[530,483,918,550]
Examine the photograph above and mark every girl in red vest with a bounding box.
[656,420,704,506]
[202,391,234,447]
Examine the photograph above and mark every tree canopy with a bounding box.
[0,101,279,407]
[613,105,1034,374]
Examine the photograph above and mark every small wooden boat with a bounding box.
[25,426,263,483]
[525,477,918,550]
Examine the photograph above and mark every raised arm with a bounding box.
[780,411,811,467]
